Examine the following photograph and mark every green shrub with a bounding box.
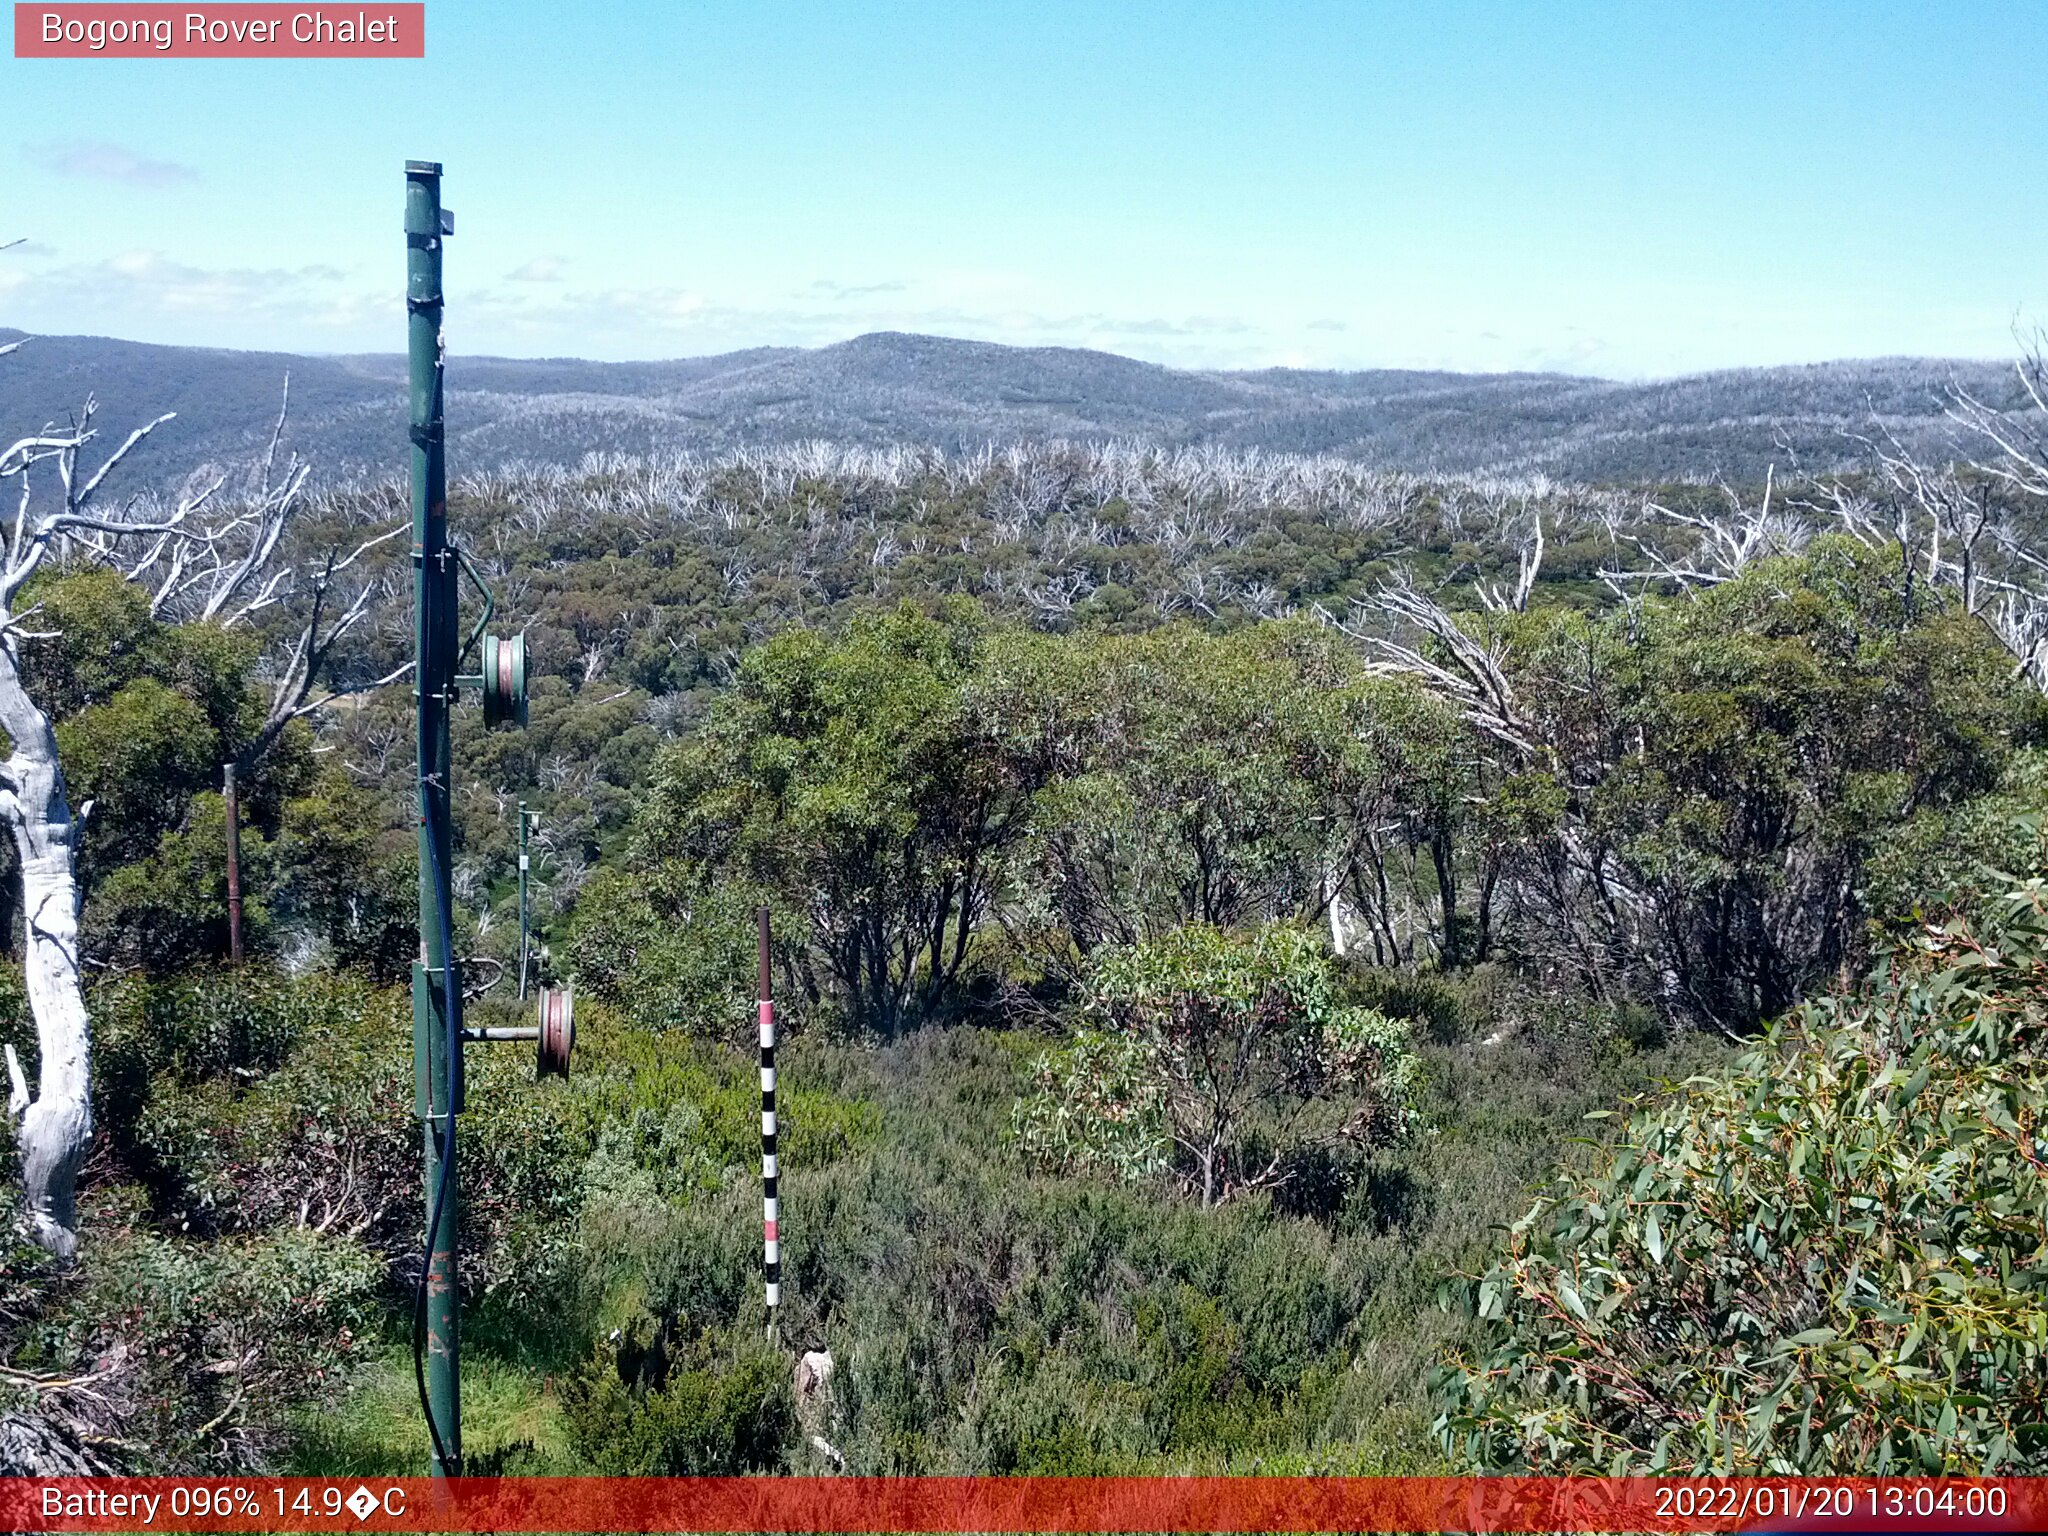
[3,1219,382,1471]
[1863,747,2048,933]
[1344,966,1466,1044]
[1015,923,1417,1206]
[574,1013,881,1184]
[1435,876,2048,1473]
[567,871,785,1043]
[563,1320,793,1474]
[89,972,595,1317]
[1010,1027,1170,1187]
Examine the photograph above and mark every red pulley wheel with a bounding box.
[481,632,528,730]
[537,985,573,1078]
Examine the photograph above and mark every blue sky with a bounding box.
[2,1,2043,376]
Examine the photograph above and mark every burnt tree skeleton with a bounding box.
[1811,343,2048,693]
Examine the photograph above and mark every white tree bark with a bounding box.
[0,352,399,1255]
[0,644,88,1258]
[1319,860,1354,958]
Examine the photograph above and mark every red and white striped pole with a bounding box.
[758,905,780,1338]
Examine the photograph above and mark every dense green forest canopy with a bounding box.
[0,436,2044,1474]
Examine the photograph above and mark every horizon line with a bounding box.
[0,325,2025,390]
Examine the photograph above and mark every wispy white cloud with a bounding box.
[807,278,908,299]
[23,140,198,188]
[10,248,375,329]
[1097,314,1252,339]
[3,243,1631,375]
[506,257,567,283]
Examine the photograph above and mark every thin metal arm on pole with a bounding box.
[454,544,496,673]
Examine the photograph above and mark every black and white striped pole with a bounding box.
[758,905,779,1341]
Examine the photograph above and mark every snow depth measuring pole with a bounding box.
[759,906,780,1340]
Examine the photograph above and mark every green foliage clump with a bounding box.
[0,1207,382,1470]
[83,972,596,1320]
[266,777,419,982]
[1016,923,1416,1207]
[90,971,415,1241]
[602,606,1463,1038]
[562,1320,793,1474]
[1013,1028,1170,1188]
[1436,873,2048,1473]
[0,568,416,976]
[568,872,790,1043]
[1863,747,2048,935]
[622,598,1016,1037]
[975,621,1461,969]
[1488,539,2033,1028]
[575,1009,881,1178]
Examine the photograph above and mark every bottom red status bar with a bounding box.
[4,1476,2041,1533]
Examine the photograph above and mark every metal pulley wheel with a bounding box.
[537,985,573,1078]
[481,632,527,729]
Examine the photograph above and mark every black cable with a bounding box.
[412,698,462,1474]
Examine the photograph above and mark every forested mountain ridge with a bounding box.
[0,326,2021,487]
[3,345,2047,1476]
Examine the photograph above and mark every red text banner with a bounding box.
[1,1476,2041,1533]
[14,5,424,57]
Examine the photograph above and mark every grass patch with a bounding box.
[289,1348,576,1475]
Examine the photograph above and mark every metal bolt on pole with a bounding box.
[406,157,462,1480]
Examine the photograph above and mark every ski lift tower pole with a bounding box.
[407,158,462,1479]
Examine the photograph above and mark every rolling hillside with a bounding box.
[0,327,2019,489]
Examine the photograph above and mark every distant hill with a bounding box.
[0,328,2021,489]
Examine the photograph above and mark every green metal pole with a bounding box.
[517,800,530,1000]
[406,158,462,1479]
[222,761,243,963]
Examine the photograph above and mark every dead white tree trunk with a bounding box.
[0,641,87,1257]
[0,394,188,1256]
[1596,466,1807,593]
[0,358,402,1256]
